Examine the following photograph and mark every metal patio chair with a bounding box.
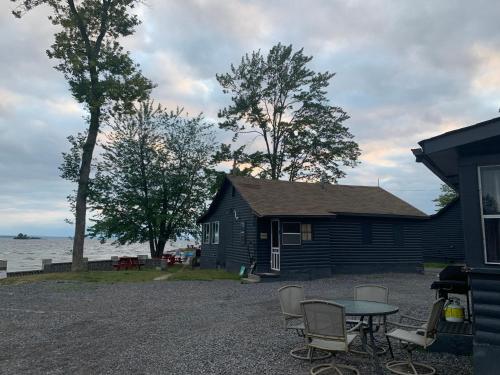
[385,298,446,375]
[278,285,330,361]
[301,300,360,375]
[349,284,389,355]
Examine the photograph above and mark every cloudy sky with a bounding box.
[1,0,499,236]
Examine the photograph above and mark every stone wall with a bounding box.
[5,256,164,277]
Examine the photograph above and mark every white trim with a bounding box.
[271,219,280,271]
[478,165,500,265]
[282,221,302,246]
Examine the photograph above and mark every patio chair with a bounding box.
[278,285,330,361]
[385,298,446,375]
[301,300,360,375]
[349,285,389,355]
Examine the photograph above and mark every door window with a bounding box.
[271,220,279,248]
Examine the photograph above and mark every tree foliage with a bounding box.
[216,43,360,182]
[12,0,153,270]
[433,184,458,210]
[72,102,217,258]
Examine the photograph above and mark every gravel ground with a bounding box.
[0,271,472,375]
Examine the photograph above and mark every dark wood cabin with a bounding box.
[423,198,465,263]
[414,116,500,374]
[198,175,428,278]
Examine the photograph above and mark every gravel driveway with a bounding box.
[0,271,472,375]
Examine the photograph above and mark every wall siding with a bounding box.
[200,181,257,273]
[457,152,500,374]
[330,217,423,273]
[422,200,465,262]
[255,216,423,277]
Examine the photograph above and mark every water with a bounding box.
[0,237,192,272]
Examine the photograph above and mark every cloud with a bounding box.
[1,0,500,235]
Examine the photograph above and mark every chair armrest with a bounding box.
[347,321,364,333]
[386,321,422,330]
[399,314,427,324]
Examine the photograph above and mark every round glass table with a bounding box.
[333,299,399,316]
[333,299,399,374]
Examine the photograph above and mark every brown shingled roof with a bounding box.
[227,175,427,218]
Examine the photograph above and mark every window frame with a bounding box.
[301,223,312,241]
[211,221,220,245]
[202,223,210,244]
[478,165,500,265]
[282,222,302,246]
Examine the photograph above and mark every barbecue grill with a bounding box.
[430,265,471,322]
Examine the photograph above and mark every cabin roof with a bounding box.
[413,116,500,188]
[199,175,427,222]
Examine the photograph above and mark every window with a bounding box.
[202,223,210,244]
[282,222,301,245]
[211,221,220,244]
[301,224,312,241]
[231,186,236,197]
[393,224,404,246]
[479,166,500,263]
[361,223,373,245]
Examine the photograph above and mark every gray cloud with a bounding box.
[1,0,499,235]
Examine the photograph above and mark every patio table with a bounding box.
[332,299,399,374]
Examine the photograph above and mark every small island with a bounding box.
[13,233,41,240]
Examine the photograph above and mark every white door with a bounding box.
[271,219,280,271]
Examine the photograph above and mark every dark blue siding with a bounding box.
[280,218,332,278]
[256,218,271,272]
[255,216,423,276]
[330,217,423,273]
[200,180,257,273]
[456,152,500,374]
[423,199,465,262]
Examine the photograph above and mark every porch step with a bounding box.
[241,274,261,284]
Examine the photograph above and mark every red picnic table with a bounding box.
[112,257,143,271]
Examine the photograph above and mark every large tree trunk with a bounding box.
[71,107,100,271]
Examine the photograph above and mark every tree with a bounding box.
[81,102,217,258]
[216,43,360,183]
[433,184,458,210]
[12,0,154,270]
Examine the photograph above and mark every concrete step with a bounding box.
[241,276,260,284]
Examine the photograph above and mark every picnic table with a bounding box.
[112,257,143,271]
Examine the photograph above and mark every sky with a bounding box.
[1,0,500,236]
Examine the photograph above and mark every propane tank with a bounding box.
[444,297,465,323]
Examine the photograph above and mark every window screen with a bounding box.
[203,223,210,244]
[211,221,219,244]
[282,222,301,245]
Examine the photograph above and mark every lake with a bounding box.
[0,237,191,272]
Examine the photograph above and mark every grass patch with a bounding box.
[168,267,240,281]
[0,265,238,285]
